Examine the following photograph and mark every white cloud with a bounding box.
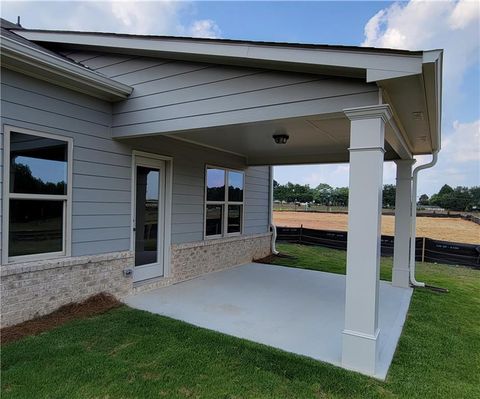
[449,0,480,29]
[184,19,221,38]
[362,0,480,97]
[414,119,480,193]
[442,119,480,163]
[1,1,221,38]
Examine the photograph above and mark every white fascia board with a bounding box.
[422,50,443,152]
[15,30,424,81]
[0,35,133,100]
[366,68,421,83]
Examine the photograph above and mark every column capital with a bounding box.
[344,104,392,124]
[394,159,416,166]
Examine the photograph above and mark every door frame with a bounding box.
[130,150,173,282]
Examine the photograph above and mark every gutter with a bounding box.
[0,35,133,100]
[409,151,438,287]
[269,166,279,255]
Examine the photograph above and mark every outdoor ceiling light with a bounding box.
[272,133,289,144]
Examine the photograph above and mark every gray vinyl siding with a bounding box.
[1,68,132,257]
[244,167,270,235]
[1,67,271,260]
[0,126,3,261]
[63,51,378,138]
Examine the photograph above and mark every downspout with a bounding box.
[409,151,438,287]
[269,166,279,255]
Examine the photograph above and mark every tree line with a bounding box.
[273,181,479,211]
[419,184,479,211]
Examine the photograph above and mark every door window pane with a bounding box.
[9,199,63,257]
[10,132,68,195]
[206,205,223,236]
[228,171,244,202]
[135,166,159,267]
[206,168,225,201]
[227,205,242,234]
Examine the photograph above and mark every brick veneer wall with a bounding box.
[132,232,273,294]
[1,251,133,327]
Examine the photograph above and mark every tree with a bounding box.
[429,185,473,211]
[313,183,333,205]
[382,184,396,208]
[438,184,454,196]
[418,194,429,206]
[331,187,349,206]
[469,186,480,209]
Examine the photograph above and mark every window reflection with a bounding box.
[135,166,160,267]
[228,171,244,202]
[206,205,223,236]
[206,168,225,201]
[9,199,63,257]
[10,132,67,195]
[227,205,242,234]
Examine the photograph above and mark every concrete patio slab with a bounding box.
[124,263,412,379]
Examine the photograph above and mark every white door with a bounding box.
[133,156,166,282]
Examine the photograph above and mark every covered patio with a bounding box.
[114,46,442,378]
[21,31,441,378]
[125,262,412,380]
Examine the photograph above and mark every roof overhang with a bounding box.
[15,29,424,80]
[0,34,133,101]
[11,29,442,155]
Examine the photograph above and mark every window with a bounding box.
[3,128,72,262]
[205,166,244,238]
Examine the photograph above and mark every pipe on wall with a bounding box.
[269,165,279,255]
[409,151,439,287]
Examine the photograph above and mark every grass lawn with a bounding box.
[2,244,479,398]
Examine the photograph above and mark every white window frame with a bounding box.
[204,165,245,240]
[2,125,73,264]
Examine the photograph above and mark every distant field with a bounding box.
[273,211,480,245]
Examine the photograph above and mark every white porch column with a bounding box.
[392,160,415,288]
[342,105,391,376]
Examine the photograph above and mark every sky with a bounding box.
[1,0,479,197]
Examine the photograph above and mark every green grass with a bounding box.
[2,244,479,398]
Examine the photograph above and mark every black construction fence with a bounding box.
[276,226,480,269]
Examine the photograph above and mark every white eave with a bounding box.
[0,35,133,101]
[15,29,424,81]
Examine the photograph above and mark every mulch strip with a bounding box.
[254,253,297,264]
[1,293,122,345]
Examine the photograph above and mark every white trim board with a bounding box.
[130,150,173,280]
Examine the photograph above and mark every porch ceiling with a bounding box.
[167,113,398,166]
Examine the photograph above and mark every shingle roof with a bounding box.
[1,18,102,73]
[9,26,424,56]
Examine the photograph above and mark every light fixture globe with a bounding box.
[272,133,289,144]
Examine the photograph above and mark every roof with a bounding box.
[0,19,132,100]
[1,19,442,154]
[7,27,425,56]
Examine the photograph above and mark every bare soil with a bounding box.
[273,211,480,245]
[0,293,121,345]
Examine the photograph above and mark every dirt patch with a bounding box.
[274,211,480,245]
[0,293,121,345]
[254,253,296,264]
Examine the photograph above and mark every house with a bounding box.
[0,18,442,378]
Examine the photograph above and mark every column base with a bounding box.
[392,267,410,288]
[342,328,379,376]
